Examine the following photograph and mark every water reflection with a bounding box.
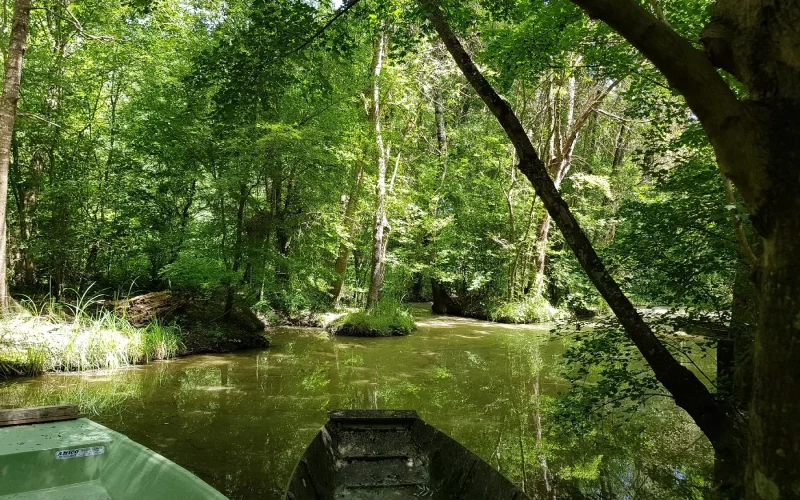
[0,306,712,499]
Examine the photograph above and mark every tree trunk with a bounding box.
[715,250,757,497]
[11,138,41,286]
[366,31,389,309]
[0,0,31,308]
[224,183,248,319]
[433,82,448,181]
[603,122,627,242]
[505,166,516,300]
[509,194,537,300]
[749,203,800,499]
[331,161,365,306]
[170,178,197,264]
[532,69,621,297]
[420,0,737,462]
[274,175,293,285]
[426,68,450,307]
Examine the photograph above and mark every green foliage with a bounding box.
[161,255,235,294]
[489,295,557,324]
[0,0,750,495]
[608,125,736,308]
[2,0,735,332]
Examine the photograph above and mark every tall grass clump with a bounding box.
[330,299,416,337]
[0,288,184,378]
[138,319,183,362]
[489,296,557,324]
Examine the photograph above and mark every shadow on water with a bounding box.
[0,304,713,499]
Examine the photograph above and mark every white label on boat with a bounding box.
[55,446,105,460]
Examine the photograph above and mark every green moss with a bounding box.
[330,300,416,337]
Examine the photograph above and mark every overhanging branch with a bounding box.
[418,0,737,454]
[568,0,766,210]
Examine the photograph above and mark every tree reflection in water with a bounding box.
[0,307,712,499]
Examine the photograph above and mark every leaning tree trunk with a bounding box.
[419,0,739,469]
[558,0,800,495]
[0,0,31,309]
[366,31,389,309]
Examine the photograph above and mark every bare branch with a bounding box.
[568,0,766,209]
[18,112,61,127]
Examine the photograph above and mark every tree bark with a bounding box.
[715,249,758,497]
[532,74,622,297]
[0,0,31,308]
[366,31,389,309]
[419,0,738,462]
[749,202,800,499]
[224,183,248,319]
[331,161,365,306]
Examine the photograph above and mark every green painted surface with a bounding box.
[0,419,226,499]
[1,481,110,500]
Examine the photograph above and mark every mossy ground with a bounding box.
[328,301,416,337]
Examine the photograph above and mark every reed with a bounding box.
[0,290,183,378]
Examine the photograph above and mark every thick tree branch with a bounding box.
[418,0,738,454]
[569,0,737,133]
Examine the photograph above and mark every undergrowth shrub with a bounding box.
[489,296,558,324]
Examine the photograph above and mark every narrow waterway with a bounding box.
[0,306,712,499]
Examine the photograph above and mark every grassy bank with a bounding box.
[0,295,183,378]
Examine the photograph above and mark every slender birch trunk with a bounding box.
[0,0,31,308]
[366,31,389,309]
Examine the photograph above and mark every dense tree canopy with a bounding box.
[0,0,797,497]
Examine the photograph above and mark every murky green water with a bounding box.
[0,306,713,499]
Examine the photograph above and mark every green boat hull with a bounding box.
[0,418,226,499]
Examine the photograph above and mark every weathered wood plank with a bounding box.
[0,405,79,427]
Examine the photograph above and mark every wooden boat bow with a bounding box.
[286,409,528,499]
